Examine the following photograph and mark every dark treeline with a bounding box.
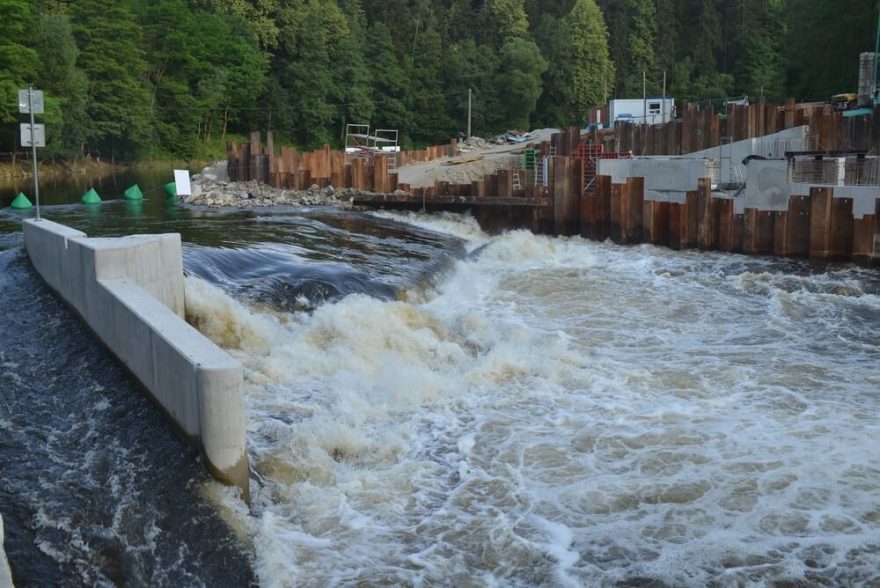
[0,0,875,160]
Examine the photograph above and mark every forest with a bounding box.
[0,0,876,161]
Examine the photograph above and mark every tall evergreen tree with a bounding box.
[407,24,453,143]
[444,40,502,135]
[336,0,375,134]
[495,38,548,129]
[367,21,411,141]
[0,0,38,128]
[786,0,876,100]
[598,0,657,96]
[71,0,152,158]
[486,0,530,40]
[536,0,613,125]
[35,11,88,158]
[281,3,348,149]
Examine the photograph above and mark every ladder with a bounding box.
[512,170,522,191]
[535,157,547,187]
[522,149,537,187]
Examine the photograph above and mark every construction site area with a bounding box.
[226,51,880,265]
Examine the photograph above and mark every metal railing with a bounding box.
[788,157,880,186]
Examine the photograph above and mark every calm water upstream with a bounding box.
[1,171,879,586]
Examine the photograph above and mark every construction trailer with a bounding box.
[608,98,676,126]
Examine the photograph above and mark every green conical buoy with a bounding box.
[81,187,101,205]
[10,192,32,209]
[124,184,144,201]
[164,182,177,198]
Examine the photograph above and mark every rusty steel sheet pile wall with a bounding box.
[227,131,456,192]
[585,175,879,265]
[607,102,880,156]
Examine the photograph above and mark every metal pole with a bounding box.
[642,70,647,155]
[467,88,472,139]
[662,70,667,124]
[875,3,880,102]
[29,85,41,221]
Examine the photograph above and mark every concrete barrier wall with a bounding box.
[23,219,248,498]
[1,515,12,587]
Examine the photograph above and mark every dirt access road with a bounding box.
[395,128,559,188]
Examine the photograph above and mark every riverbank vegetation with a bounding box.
[0,0,873,161]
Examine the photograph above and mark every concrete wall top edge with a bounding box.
[24,218,86,239]
[102,279,239,371]
[77,233,182,250]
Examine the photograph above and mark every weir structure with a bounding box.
[22,219,249,499]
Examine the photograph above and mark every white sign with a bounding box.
[20,124,46,148]
[173,169,192,196]
[18,89,44,114]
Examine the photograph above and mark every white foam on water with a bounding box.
[185,213,880,586]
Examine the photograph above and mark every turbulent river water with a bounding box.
[1,183,879,586]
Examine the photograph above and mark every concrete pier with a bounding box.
[23,219,249,499]
[1,515,12,587]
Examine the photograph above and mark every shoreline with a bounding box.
[0,159,211,182]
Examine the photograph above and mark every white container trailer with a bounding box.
[608,98,675,125]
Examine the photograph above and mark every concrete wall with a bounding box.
[1,515,12,588]
[599,158,715,203]
[745,159,879,218]
[23,219,248,499]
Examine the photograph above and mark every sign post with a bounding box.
[19,87,44,220]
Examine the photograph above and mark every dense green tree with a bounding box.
[486,0,530,40]
[536,0,613,125]
[1,0,877,160]
[495,38,548,129]
[281,3,348,149]
[336,0,375,135]
[653,0,679,80]
[407,24,453,143]
[444,40,502,135]
[727,0,785,102]
[786,0,876,100]
[71,0,152,159]
[0,0,39,129]
[367,21,412,141]
[140,1,266,156]
[599,0,656,96]
[34,11,88,158]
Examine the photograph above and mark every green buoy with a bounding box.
[10,192,32,210]
[124,184,144,201]
[81,187,101,205]
[164,182,177,198]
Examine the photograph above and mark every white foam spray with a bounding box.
[186,211,880,586]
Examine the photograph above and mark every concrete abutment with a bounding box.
[23,219,249,500]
